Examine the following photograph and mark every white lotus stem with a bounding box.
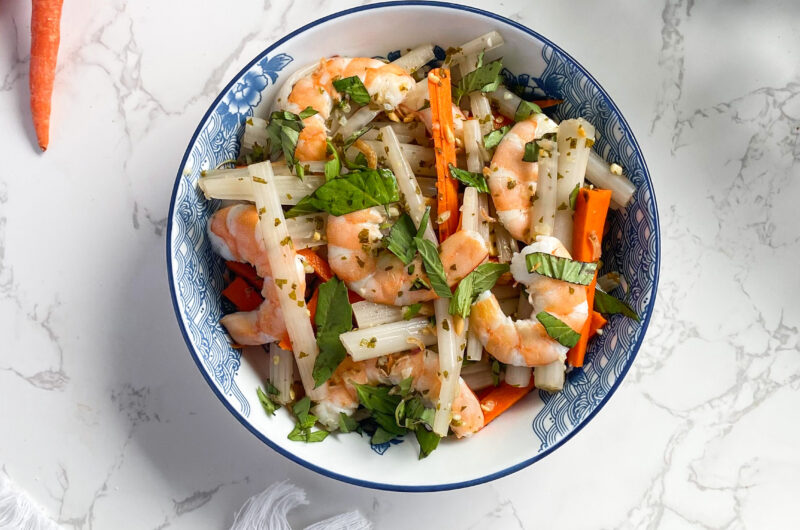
[504,365,532,388]
[446,31,505,65]
[586,151,635,206]
[199,169,324,205]
[535,361,566,392]
[529,136,558,240]
[269,343,294,404]
[249,162,323,399]
[401,79,430,111]
[391,44,435,74]
[340,318,436,361]
[337,106,381,139]
[553,119,595,252]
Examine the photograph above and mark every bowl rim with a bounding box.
[166,0,661,492]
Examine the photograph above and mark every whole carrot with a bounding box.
[30,0,64,151]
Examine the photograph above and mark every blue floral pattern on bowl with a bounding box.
[167,3,658,489]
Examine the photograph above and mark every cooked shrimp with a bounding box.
[487,114,557,242]
[208,204,306,345]
[312,350,484,438]
[283,57,415,161]
[326,207,488,305]
[469,236,589,366]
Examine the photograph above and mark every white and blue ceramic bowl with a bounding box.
[167,1,659,491]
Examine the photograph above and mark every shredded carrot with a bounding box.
[479,380,536,427]
[29,0,64,151]
[225,261,264,290]
[296,248,333,282]
[221,277,263,312]
[427,68,459,240]
[567,188,613,367]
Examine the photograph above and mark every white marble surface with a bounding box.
[1,0,799,528]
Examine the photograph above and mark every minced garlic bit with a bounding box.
[312,231,322,241]
[577,124,586,138]
[436,210,451,224]
[273,355,280,365]
[610,163,623,175]
[407,337,426,351]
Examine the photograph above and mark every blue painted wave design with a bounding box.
[171,43,657,457]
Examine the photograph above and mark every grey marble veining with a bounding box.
[1,0,798,528]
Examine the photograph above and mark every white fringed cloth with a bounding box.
[0,473,370,530]
[231,481,371,530]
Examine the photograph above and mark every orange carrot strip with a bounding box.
[30,0,64,151]
[567,188,613,367]
[532,98,563,109]
[225,261,264,291]
[428,68,459,240]
[222,277,263,312]
[588,311,607,339]
[296,248,333,282]
[479,380,536,427]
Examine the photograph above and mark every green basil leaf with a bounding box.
[353,383,403,416]
[298,106,318,119]
[264,380,280,396]
[514,99,543,123]
[333,76,371,105]
[522,141,539,162]
[483,125,510,150]
[342,126,372,150]
[449,263,510,319]
[312,278,353,387]
[338,412,359,433]
[292,396,312,424]
[285,168,399,218]
[305,429,330,442]
[413,237,451,299]
[594,289,640,321]
[415,426,441,459]
[453,59,503,104]
[395,376,413,397]
[346,151,368,170]
[416,207,431,239]
[386,214,417,265]
[525,253,598,285]
[569,183,581,211]
[266,109,314,171]
[256,387,280,416]
[448,164,490,192]
[403,303,423,320]
[536,311,581,347]
[324,140,341,181]
[370,427,397,445]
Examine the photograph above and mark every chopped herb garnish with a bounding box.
[522,140,539,162]
[312,277,354,387]
[332,75,371,105]
[525,253,598,285]
[324,139,341,181]
[536,311,581,347]
[593,289,640,321]
[448,262,510,319]
[514,99,543,123]
[568,183,581,210]
[453,58,503,104]
[413,237,451,299]
[386,213,418,265]
[448,164,489,192]
[256,387,280,416]
[403,303,423,320]
[287,396,329,443]
[265,107,317,175]
[285,168,399,218]
[483,125,511,150]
